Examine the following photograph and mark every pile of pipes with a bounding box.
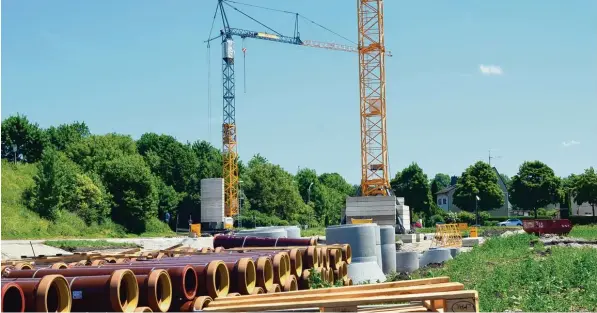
[0,237,351,312]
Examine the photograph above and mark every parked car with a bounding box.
[498,219,523,227]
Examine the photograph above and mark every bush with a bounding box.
[429,214,445,225]
[457,211,476,224]
[484,220,499,226]
[445,212,458,223]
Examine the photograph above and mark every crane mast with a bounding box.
[358,0,390,196]
[220,1,239,218]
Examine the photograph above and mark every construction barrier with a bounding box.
[431,224,463,248]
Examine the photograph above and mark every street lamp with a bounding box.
[307,182,314,228]
[11,144,17,164]
[475,195,481,225]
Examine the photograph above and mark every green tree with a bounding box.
[66,134,138,173]
[508,161,561,218]
[242,155,309,223]
[453,161,504,212]
[26,149,110,224]
[46,122,90,151]
[295,168,318,203]
[1,114,48,163]
[572,167,597,216]
[430,173,451,199]
[319,173,355,196]
[391,163,433,217]
[101,155,159,233]
[499,174,512,188]
[154,176,183,221]
[137,133,198,193]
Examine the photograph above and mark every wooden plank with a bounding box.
[208,283,464,307]
[202,290,479,312]
[358,304,428,313]
[445,297,478,312]
[213,277,451,303]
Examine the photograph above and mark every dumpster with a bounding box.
[523,219,573,236]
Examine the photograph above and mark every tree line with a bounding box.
[2,114,596,234]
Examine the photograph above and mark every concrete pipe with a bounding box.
[283,275,298,292]
[179,296,212,312]
[380,225,397,274]
[2,274,72,312]
[64,269,139,312]
[137,269,172,313]
[282,226,301,239]
[449,248,461,258]
[1,282,25,312]
[419,248,453,268]
[134,306,153,312]
[13,263,33,270]
[375,225,383,270]
[326,224,385,284]
[395,251,420,273]
[251,286,265,295]
[267,283,281,293]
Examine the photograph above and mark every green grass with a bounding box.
[1,160,174,239]
[44,240,140,252]
[569,225,597,240]
[302,226,326,237]
[415,226,522,237]
[411,234,597,312]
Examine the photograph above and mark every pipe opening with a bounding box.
[182,267,198,299]
[273,254,288,286]
[50,262,68,270]
[258,257,273,290]
[343,244,352,264]
[111,269,139,312]
[290,249,303,278]
[15,262,33,270]
[243,259,256,294]
[3,284,25,313]
[151,270,172,312]
[215,262,230,297]
[37,275,71,313]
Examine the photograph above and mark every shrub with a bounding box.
[457,211,476,224]
[445,212,458,223]
[429,214,445,225]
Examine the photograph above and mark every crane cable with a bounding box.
[223,0,356,45]
[206,2,220,144]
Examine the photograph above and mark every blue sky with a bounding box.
[2,0,596,184]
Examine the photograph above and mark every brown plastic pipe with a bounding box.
[2,265,197,302]
[267,283,281,293]
[104,260,229,299]
[64,269,139,312]
[1,274,71,312]
[213,235,315,249]
[283,274,298,292]
[115,258,254,296]
[1,282,26,312]
[137,269,172,313]
[179,296,212,312]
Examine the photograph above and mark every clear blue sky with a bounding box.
[2,0,596,184]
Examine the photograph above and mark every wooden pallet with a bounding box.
[199,276,479,312]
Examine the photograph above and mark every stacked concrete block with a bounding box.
[200,178,225,228]
[345,196,410,231]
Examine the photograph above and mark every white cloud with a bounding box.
[479,65,503,76]
[561,140,580,147]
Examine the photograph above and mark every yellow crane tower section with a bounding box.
[358,0,391,196]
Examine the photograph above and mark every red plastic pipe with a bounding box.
[1,282,25,312]
[213,235,315,249]
[1,275,71,312]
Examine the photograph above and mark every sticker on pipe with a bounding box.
[72,290,83,299]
